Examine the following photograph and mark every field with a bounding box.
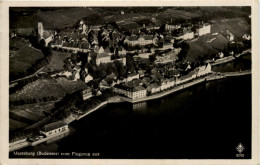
[10,38,30,51]
[9,101,56,131]
[155,8,201,22]
[9,78,66,101]
[9,118,30,130]
[42,51,71,72]
[10,7,99,29]
[10,46,44,79]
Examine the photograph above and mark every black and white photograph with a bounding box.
[0,1,259,164]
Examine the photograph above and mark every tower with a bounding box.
[38,22,44,39]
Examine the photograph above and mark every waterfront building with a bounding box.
[147,83,161,94]
[113,84,147,99]
[160,79,171,91]
[40,121,68,137]
[169,77,176,87]
[196,63,212,77]
[132,86,147,99]
[175,78,181,85]
[179,74,193,84]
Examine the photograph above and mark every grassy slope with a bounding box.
[9,118,29,130]
[211,18,251,37]
[156,8,201,22]
[37,8,98,29]
[10,46,44,76]
[42,51,71,72]
[10,8,99,29]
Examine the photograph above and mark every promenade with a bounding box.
[120,70,251,103]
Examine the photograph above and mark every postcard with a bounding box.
[0,0,259,165]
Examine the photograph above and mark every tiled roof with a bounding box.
[97,52,110,59]
[141,35,154,40]
[43,30,52,39]
[150,83,159,89]
[41,121,67,132]
[128,36,139,41]
[138,70,145,75]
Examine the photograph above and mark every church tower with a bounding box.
[38,22,44,39]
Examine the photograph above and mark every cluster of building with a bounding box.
[113,63,212,99]
[42,20,215,101]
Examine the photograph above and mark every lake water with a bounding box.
[10,54,252,159]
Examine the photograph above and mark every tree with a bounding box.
[42,47,52,57]
[149,54,156,63]
[39,39,46,49]
[114,60,126,78]
[126,54,135,73]
[177,42,189,61]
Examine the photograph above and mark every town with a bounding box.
[9,7,251,152]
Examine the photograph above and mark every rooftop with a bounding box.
[41,121,67,132]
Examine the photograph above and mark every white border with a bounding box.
[0,1,259,165]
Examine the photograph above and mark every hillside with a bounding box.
[211,18,251,37]
[10,46,44,79]
[185,17,250,62]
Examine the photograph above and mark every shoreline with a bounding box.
[211,49,251,67]
[9,70,251,152]
[73,70,251,119]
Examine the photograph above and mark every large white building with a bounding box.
[40,121,69,137]
[196,63,212,77]
[196,24,211,36]
[114,84,147,99]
